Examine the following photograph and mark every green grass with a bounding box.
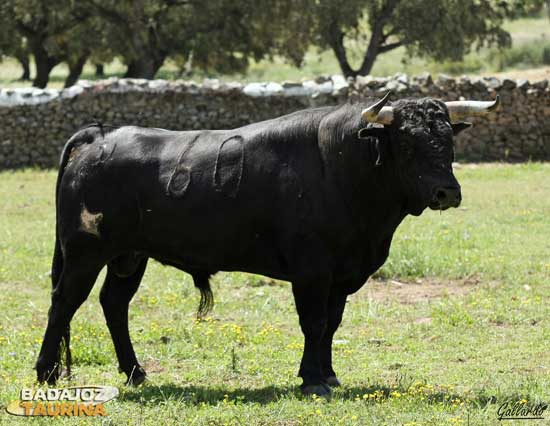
[0,164,549,425]
[1,16,549,88]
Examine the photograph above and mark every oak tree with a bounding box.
[310,0,515,78]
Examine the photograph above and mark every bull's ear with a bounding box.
[451,121,472,135]
[357,127,386,140]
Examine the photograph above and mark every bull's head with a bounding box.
[360,92,500,215]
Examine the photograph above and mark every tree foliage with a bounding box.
[0,0,312,86]
[0,0,542,86]
[0,6,30,80]
[308,0,519,78]
[1,0,94,87]
[82,0,312,78]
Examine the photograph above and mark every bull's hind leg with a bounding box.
[100,256,148,386]
[36,255,104,384]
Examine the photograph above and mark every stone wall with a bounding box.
[0,73,548,168]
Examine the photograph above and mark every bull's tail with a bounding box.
[51,125,100,377]
[51,234,71,377]
[192,272,214,319]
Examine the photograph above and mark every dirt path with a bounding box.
[359,276,485,304]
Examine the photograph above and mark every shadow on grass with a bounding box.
[120,383,300,405]
[119,381,506,407]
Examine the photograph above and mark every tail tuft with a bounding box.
[193,273,214,319]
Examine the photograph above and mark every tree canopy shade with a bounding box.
[0,0,543,87]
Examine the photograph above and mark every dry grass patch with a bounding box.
[361,277,484,304]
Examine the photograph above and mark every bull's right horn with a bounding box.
[445,95,501,122]
[362,91,394,125]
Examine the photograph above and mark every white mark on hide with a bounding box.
[80,205,103,237]
[67,145,81,164]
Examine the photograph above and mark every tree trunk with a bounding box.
[16,54,31,81]
[328,26,356,78]
[95,63,105,77]
[326,19,384,78]
[124,53,166,79]
[33,60,54,88]
[32,44,61,88]
[357,22,385,76]
[64,54,89,88]
[327,0,401,78]
[357,0,401,76]
[152,55,165,77]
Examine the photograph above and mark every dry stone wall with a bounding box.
[0,73,548,168]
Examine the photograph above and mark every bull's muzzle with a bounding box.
[430,186,461,210]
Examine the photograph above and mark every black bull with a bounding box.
[35,97,488,396]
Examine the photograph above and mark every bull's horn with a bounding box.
[445,95,500,122]
[362,91,394,125]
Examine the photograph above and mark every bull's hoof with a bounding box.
[36,367,60,385]
[126,369,147,387]
[301,383,332,398]
[126,374,146,387]
[325,375,341,387]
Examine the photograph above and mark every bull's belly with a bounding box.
[106,201,291,278]
[142,229,292,280]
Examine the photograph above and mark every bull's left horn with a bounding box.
[445,95,501,122]
[362,91,394,125]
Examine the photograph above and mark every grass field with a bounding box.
[1,16,549,88]
[0,164,549,425]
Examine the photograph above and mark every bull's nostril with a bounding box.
[432,186,460,208]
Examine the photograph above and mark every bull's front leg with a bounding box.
[291,280,331,397]
[320,288,347,387]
